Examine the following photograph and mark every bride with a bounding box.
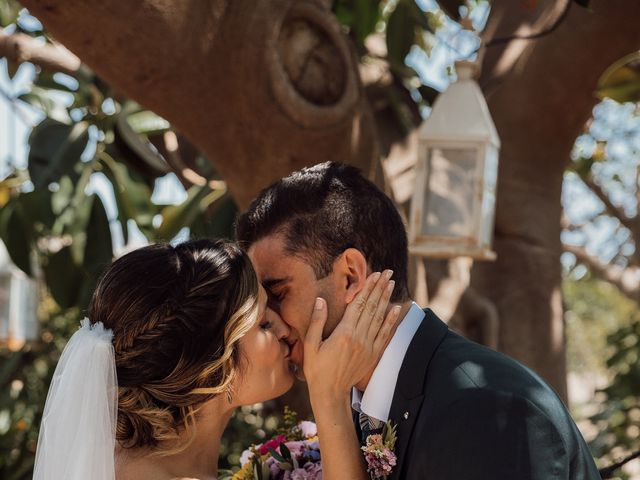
[33,238,399,480]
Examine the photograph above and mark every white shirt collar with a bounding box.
[351,302,425,422]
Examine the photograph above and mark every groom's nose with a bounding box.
[268,311,291,341]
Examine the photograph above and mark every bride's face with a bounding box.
[232,285,295,405]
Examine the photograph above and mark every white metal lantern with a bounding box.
[0,242,39,351]
[409,60,500,260]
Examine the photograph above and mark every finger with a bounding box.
[304,297,328,355]
[373,304,402,353]
[340,271,381,328]
[354,269,393,332]
[365,279,395,344]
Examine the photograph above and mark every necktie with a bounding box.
[359,411,385,443]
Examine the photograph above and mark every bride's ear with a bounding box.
[337,248,369,304]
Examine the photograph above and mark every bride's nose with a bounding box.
[266,308,290,341]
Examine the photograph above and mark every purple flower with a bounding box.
[303,448,321,462]
[283,462,323,479]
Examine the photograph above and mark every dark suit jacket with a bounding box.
[364,308,601,480]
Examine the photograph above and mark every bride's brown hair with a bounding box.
[87,239,259,455]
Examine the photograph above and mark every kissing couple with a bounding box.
[33,162,601,479]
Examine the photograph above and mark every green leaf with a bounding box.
[386,1,415,68]
[111,104,170,182]
[33,71,78,93]
[268,447,287,463]
[279,442,292,461]
[27,119,89,189]
[418,85,440,105]
[571,156,595,177]
[125,110,171,136]
[99,151,155,238]
[407,1,432,33]
[18,86,71,123]
[0,0,20,27]
[51,175,75,216]
[42,246,85,309]
[596,53,640,103]
[155,184,223,241]
[596,78,640,104]
[352,0,381,45]
[434,0,464,20]
[51,164,95,237]
[0,201,33,276]
[18,189,56,231]
[67,191,96,266]
[84,194,113,277]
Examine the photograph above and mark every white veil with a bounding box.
[33,318,118,480]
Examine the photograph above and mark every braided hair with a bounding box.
[87,239,259,455]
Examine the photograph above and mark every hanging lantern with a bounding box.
[0,243,39,351]
[409,60,500,260]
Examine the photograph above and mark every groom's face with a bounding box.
[248,232,348,377]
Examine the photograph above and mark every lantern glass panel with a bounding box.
[480,146,498,245]
[0,273,9,339]
[9,274,39,343]
[421,146,478,238]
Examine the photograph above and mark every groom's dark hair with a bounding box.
[236,161,410,301]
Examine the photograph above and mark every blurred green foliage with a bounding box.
[564,275,640,478]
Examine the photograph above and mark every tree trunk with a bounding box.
[21,0,378,208]
[473,0,640,401]
[18,0,640,404]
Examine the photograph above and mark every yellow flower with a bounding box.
[231,461,254,480]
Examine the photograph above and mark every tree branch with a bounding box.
[0,27,80,75]
[564,243,640,302]
[600,449,640,479]
[580,173,640,241]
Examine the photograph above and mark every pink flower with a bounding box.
[258,434,287,456]
[363,448,397,478]
[283,440,306,457]
[362,431,397,479]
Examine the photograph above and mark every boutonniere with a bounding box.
[361,420,398,479]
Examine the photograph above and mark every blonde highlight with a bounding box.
[88,239,260,456]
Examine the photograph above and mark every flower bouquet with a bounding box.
[227,407,322,480]
[224,407,398,480]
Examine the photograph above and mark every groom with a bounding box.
[236,162,601,480]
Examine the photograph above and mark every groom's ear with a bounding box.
[335,248,369,304]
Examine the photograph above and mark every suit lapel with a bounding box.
[388,309,448,479]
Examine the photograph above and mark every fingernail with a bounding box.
[315,298,324,310]
[387,280,395,292]
[393,305,402,316]
[372,272,381,281]
[384,269,394,279]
